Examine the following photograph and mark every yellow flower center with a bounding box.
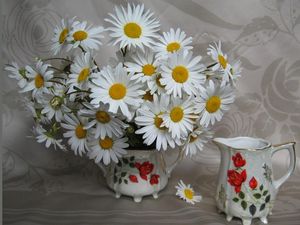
[75,125,87,139]
[96,111,111,123]
[184,189,194,200]
[124,22,142,38]
[73,30,88,41]
[99,137,113,150]
[218,55,227,69]
[143,91,153,101]
[166,42,181,52]
[189,135,197,143]
[154,113,167,130]
[50,96,63,110]
[156,75,165,88]
[172,66,189,83]
[206,96,221,113]
[59,28,69,44]
[77,68,90,83]
[142,64,156,76]
[35,74,44,88]
[170,107,184,122]
[109,83,127,100]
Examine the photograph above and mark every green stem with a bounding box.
[42,57,73,63]
[66,90,91,96]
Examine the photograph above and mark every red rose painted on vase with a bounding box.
[232,153,246,167]
[150,174,160,185]
[129,175,138,183]
[135,161,154,181]
[249,177,258,189]
[227,169,247,193]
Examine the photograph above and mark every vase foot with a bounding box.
[133,196,142,203]
[152,193,158,199]
[242,219,252,225]
[226,215,233,222]
[260,217,268,224]
[115,192,121,199]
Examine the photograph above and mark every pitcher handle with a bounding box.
[160,147,185,177]
[271,142,296,190]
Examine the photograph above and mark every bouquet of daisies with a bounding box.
[5,3,241,166]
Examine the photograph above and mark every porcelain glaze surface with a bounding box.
[214,137,296,225]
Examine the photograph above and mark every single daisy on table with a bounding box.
[135,94,181,151]
[160,50,205,98]
[67,52,96,94]
[161,97,197,139]
[175,180,202,205]
[68,21,104,51]
[90,63,144,120]
[125,48,159,86]
[105,3,160,50]
[61,113,91,156]
[207,41,232,85]
[183,126,213,157]
[80,103,128,139]
[154,28,193,59]
[20,60,54,98]
[195,80,235,127]
[41,86,71,122]
[34,125,65,150]
[5,62,28,88]
[51,17,75,55]
[88,135,129,165]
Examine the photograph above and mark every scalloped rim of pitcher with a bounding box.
[213,136,272,151]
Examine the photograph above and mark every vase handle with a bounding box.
[271,142,296,190]
[160,147,185,177]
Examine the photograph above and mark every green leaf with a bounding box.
[253,193,262,199]
[263,190,268,196]
[233,197,239,202]
[129,163,135,168]
[259,184,264,191]
[122,158,129,164]
[260,203,266,211]
[113,176,117,183]
[239,192,245,199]
[241,200,247,210]
[249,204,256,216]
[130,156,135,161]
[265,195,271,203]
[118,178,122,184]
[124,179,128,184]
[121,172,126,177]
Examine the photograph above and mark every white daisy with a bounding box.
[68,21,104,51]
[41,86,71,122]
[160,51,205,98]
[135,94,181,151]
[154,28,193,59]
[183,127,213,157]
[80,103,128,139]
[175,180,202,205]
[22,98,51,124]
[88,135,128,165]
[125,48,159,86]
[61,113,90,156]
[51,18,75,55]
[34,125,65,150]
[161,97,197,139]
[68,52,96,93]
[20,60,54,98]
[5,62,28,88]
[147,73,166,95]
[90,63,144,119]
[229,60,242,87]
[207,41,232,85]
[195,80,235,127]
[105,3,160,50]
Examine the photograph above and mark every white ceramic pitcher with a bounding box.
[213,137,296,225]
[98,149,183,202]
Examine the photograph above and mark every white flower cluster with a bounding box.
[5,3,242,165]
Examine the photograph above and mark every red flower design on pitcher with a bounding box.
[150,174,160,185]
[227,169,247,193]
[232,153,246,167]
[129,175,138,183]
[135,161,154,181]
[249,177,258,189]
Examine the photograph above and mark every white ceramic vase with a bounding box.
[98,149,183,203]
[213,137,296,225]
